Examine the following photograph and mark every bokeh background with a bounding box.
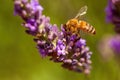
[0,0,120,80]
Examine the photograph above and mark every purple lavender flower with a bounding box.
[98,35,120,61]
[75,39,86,48]
[109,35,120,54]
[30,0,43,12]
[104,0,120,57]
[56,39,66,56]
[106,0,120,33]
[14,0,93,74]
[50,26,92,74]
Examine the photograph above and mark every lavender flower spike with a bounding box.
[14,0,93,74]
[53,26,92,74]
[105,0,120,33]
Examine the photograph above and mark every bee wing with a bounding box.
[75,6,88,19]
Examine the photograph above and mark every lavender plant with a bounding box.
[14,0,92,74]
[106,0,120,54]
[99,0,120,58]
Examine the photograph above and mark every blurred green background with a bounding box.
[0,0,120,80]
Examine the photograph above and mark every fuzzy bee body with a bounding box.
[65,6,96,35]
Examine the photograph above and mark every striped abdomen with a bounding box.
[79,21,96,35]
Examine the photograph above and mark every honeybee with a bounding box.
[64,6,96,35]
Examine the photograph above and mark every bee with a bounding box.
[64,6,96,35]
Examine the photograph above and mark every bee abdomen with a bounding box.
[86,24,96,35]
